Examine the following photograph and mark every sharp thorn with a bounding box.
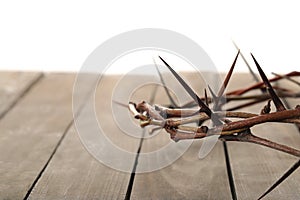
[258,159,300,200]
[232,40,260,83]
[204,89,209,106]
[218,49,240,98]
[214,50,240,110]
[158,56,222,125]
[208,85,218,102]
[251,53,286,111]
[153,57,178,107]
[112,100,129,108]
[149,84,158,104]
[158,56,210,114]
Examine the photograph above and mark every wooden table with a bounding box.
[0,71,299,200]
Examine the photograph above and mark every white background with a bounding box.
[0,0,299,74]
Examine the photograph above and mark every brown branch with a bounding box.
[128,56,300,199]
[222,132,300,157]
[128,51,300,200]
[226,71,300,96]
[221,108,300,133]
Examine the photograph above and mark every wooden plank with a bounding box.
[0,73,89,199]
[130,72,232,199]
[130,72,300,199]
[28,125,131,199]
[131,142,232,199]
[0,71,42,118]
[2,72,297,199]
[225,74,300,199]
[28,75,141,199]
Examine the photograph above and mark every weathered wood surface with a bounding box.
[28,75,140,199]
[132,142,232,200]
[226,75,300,200]
[0,72,299,200]
[0,71,42,119]
[0,73,90,199]
[28,125,131,200]
[130,73,232,200]
[130,73,300,199]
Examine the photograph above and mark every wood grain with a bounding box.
[130,72,232,199]
[28,75,141,199]
[0,71,42,119]
[28,125,131,200]
[0,74,84,199]
[0,72,298,199]
[225,74,300,200]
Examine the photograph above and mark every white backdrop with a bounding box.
[0,0,299,74]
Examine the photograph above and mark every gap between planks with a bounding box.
[23,74,97,199]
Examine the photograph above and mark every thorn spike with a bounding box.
[208,85,218,103]
[158,56,211,115]
[251,53,286,111]
[158,56,222,125]
[153,57,178,107]
[258,159,300,200]
[204,89,209,106]
[218,49,240,98]
[232,41,260,83]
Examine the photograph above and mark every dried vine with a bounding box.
[128,51,300,199]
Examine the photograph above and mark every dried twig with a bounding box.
[128,54,300,199]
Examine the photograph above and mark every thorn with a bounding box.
[153,57,178,107]
[214,50,240,110]
[158,56,210,115]
[112,100,129,108]
[272,73,300,133]
[204,89,209,106]
[149,84,158,105]
[232,40,260,83]
[207,85,218,102]
[258,159,300,200]
[223,141,237,200]
[260,100,272,115]
[158,56,222,125]
[251,53,286,111]
[218,49,240,98]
